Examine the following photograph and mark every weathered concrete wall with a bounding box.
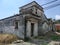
[0,15,25,39]
[38,21,43,35]
[42,22,49,33]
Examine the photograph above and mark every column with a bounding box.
[26,21,31,37]
[34,22,38,36]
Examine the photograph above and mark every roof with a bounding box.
[47,18,52,21]
[0,14,20,21]
[20,1,43,10]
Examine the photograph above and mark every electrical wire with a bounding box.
[44,3,60,10]
[41,0,57,6]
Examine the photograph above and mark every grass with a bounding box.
[34,36,47,40]
[50,35,60,40]
[34,34,60,41]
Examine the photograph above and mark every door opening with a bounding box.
[31,23,34,37]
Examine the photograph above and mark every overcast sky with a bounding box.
[0,0,60,20]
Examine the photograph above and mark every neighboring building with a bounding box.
[55,24,60,32]
[47,18,56,32]
[0,1,53,39]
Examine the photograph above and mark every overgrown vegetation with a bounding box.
[34,36,47,40]
[50,35,60,40]
[0,34,18,44]
[34,32,60,41]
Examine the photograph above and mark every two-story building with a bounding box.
[0,1,53,39]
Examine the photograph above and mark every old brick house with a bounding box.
[0,1,53,39]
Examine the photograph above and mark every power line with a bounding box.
[41,0,57,6]
[44,3,60,10]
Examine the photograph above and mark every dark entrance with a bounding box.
[31,23,34,37]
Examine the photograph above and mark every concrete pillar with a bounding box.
[26,21,31,37]
[34,22,38,36]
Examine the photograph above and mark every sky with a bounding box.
[0,0,60,20]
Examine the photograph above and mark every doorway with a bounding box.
[31,23,34,37]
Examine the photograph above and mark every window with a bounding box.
[15,21,18,29]
[35,9,37,14]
